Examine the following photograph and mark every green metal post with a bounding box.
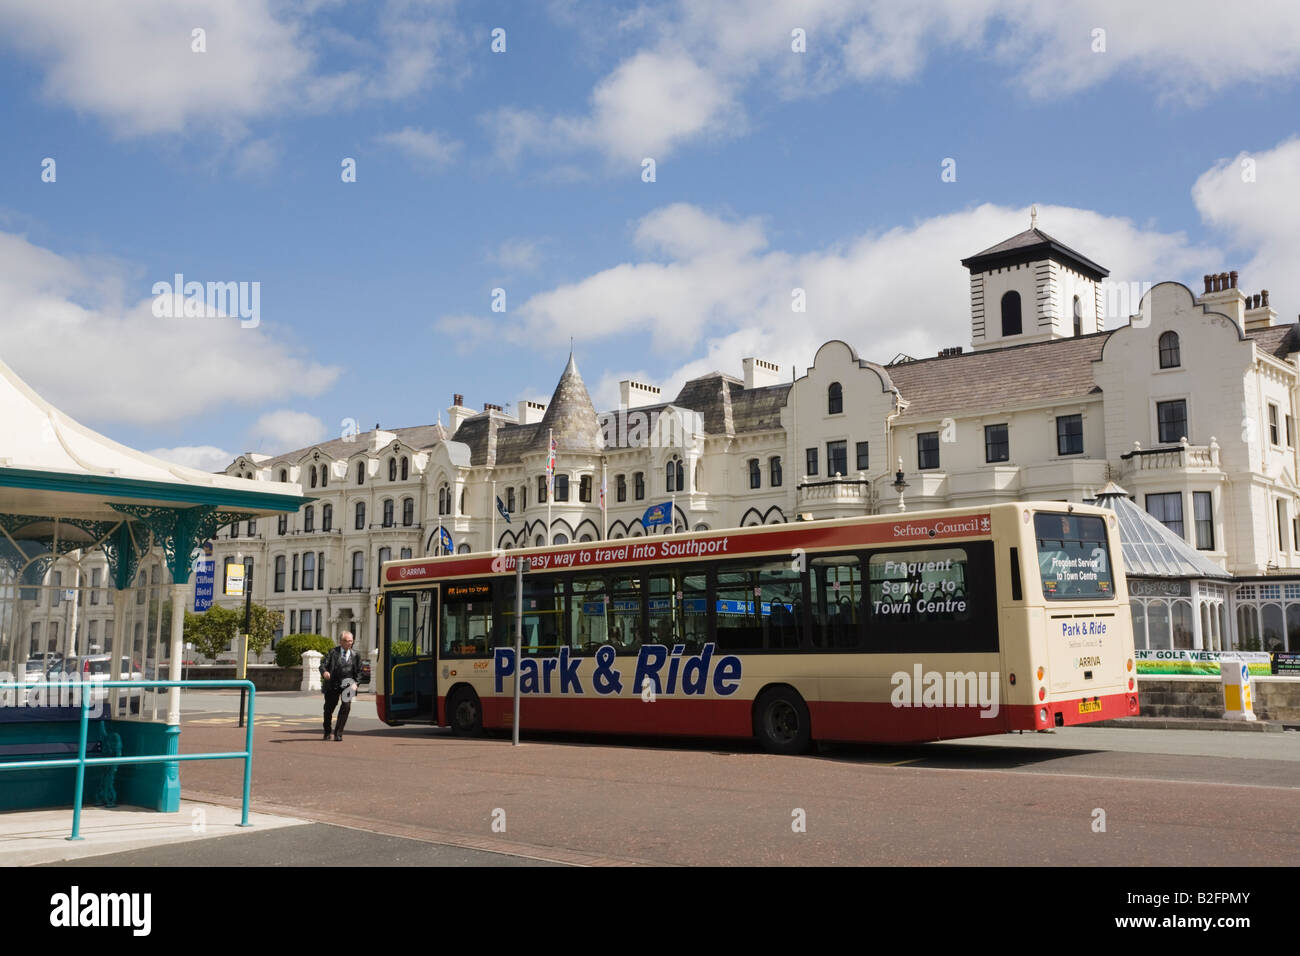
[66,684,90,841]
[240,681,254,826]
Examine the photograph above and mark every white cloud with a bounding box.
[485,200,1222,407]
[503,0,1300,166]
[247,410,328,453]
[377,126,463,168]
[145,444,235,473]
[1191,136,1300,317]
[0,231,341,426]
[492,238,546,273]
[0,0,460,143]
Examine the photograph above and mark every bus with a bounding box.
[375,502,1138,753]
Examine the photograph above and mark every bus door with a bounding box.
[385,588,438,723]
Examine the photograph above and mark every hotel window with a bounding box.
[748,459,761,489]
[554,474,570,502]
[322,504,333,532]
[303,505,314,533]
[317,552,325,590]
[1156,400,1187,445]
[274,556,286,592]
[806,447,818,476]
[230,521,239,539]
[1073,295,1082,337]
[289,611,296,634]
[400,547,412,560]
[291,554,300,591]
[403,497,414,526]
[917,432,939,470]
[827,440,847,476]
[1146,493,1185,540]
[351,552,364,589]
[855,441,869,471]
[828,382,843,415]
[247,519,256,536]
[91,568,101,605]
[378,548,391,585]
[521,486,527,510]
[1279,499,1289,551]
[355,501,365,530]
[769,456,782,487]
[616,474,627,502]
[382,499,394,527]
[302,608,315,634]
[537,475,548,504]
[356,461,365,484]
[1056,414,1083,456]
[388,458,397,481]
[579,475,592,502]
[279,469,287,482]
[1194,492,1214,551]
[1159,331,1180,368]
[1001,291,1022,336]
[320,465,327,487]
[302,553,316,591]
[666,457,684,493]
[506,487,516,512]
[310,467,317,489]
[1289,414,1295,447]
[459,489,466,514]
[1269,404,1280,444]
[634,472,645,500]
[985,424,1009,463]
[278,515,287,535]
[315,610,322,634]
[401,457,409,480]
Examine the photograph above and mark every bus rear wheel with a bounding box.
[446,687,483,737]
[754,687,811,755]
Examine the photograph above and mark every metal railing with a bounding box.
[0,678,255,841]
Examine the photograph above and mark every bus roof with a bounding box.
[382,501,1112,586]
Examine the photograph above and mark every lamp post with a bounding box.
[892,457,909,514]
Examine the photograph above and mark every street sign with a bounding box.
[224,561,245,596]
[195,542,214,611]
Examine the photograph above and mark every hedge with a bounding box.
[275,633,337,668]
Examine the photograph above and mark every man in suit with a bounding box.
[320,631,363,740]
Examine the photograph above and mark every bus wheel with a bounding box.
[754,687,811,755]
[446,687,484,737]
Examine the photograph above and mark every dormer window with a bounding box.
[828,382,843,415]
[1001,291,1022,336]
[1159,331,1180,369]
[1073,295,1082,336]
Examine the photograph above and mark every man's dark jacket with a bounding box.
[319,646,363,693]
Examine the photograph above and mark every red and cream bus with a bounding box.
[375,502,1138,753]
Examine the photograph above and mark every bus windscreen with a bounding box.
[1034,512,1113,600]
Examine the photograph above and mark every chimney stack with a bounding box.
[447,394,470,434]
[1244,288,1278,331]
[518,400,546,425]
[742,358,781,389]
[619,380,662,409]
[1201,268,1247,330]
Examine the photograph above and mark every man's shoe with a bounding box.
[323,731,331,740]
[333,733,343,741]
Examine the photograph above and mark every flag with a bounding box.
[496,496,511,524]
[643,501,672,528]
[546,433,557,493]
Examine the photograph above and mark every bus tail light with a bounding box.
[1038,687,1046,701]
[1128,677,1134,690]
[1008,673,1016,685]
[1126,659,1133,672]
[1036,666,1044,681]
[1039,707,1047,723]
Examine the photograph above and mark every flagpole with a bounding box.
[601,459,608,540]
[437,512,443,556]
[491,479,496,553]
[547,427,554,547]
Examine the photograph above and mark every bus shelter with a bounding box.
[0,356,304,811]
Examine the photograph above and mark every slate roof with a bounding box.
[1093,482,1231,579]
[268,423,448,468]
[960,227,1109,281]
[532,353,603,454]
[887,330,1109,420]
[1246,324,1299,359]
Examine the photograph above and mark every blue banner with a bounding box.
[437,527,454,554]
[496,496,511,524]
[643,501,672,528]
[194,541,214,612]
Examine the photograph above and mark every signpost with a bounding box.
[513,558,530,746]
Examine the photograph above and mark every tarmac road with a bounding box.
[132,690,1300,867]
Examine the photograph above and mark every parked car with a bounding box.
[360,659,372,685]
[56,655,145,713]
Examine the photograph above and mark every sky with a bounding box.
[2,0,1300,471]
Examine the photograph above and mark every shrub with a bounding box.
[390,641,415,658]
[275,633,337,668]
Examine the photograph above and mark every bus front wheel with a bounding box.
[754,687,811,755]
[446,687,484,737]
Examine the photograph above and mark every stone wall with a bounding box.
[183,665,303,692]
[1137,677,1300,721]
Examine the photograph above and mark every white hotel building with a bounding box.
[33,221,1300,662]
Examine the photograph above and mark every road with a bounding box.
[132,690,1300,867]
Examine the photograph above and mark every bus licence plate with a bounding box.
[1078,699,1102,714]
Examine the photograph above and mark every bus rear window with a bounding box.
[1034,513,1113,600]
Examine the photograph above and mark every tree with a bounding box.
[183,606,240,660]
[246,603,282,659]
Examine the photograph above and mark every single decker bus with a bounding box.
[375,502,1138,753]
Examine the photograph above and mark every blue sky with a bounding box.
[2,0,1299,470]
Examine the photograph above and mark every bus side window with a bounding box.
[1009,547,1022,601]
[808,555,861,650]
